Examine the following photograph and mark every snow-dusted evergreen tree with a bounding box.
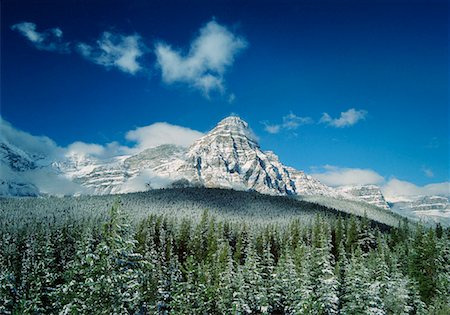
[216,241,237,314]
[171,255,201,313]
[155,227,181,314]
[233,240,269,314]
[0,230,17,314]
[341,249,385,315]
[271,251,300,314]
[1,190,449,313]
[292,243,314,314]
[310,218,339,315]
[57,201,144,314]
[16,233,57,313]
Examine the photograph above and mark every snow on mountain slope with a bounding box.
[336,185,390,209]
[41,116,342,198]
[0,142,41,196]
[0,116,393,212]
[52,144,187,194]
[179,117,294,194]
[0,142,38,172]
[390,195,450,225]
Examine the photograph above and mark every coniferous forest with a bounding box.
[1,190,449,314]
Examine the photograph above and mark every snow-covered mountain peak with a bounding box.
[1,117,396,212]
[217,115,249,129]
[197,115,259,148]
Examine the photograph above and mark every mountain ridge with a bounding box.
[3,115,446,223]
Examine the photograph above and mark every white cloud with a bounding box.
[0,118,88,195]
[282,112,314,129]
[320,108,367,128]
[263,123,282,134]
[65,141,132,159]
[120,169,174,193]
[311,165,385,187]
[382,178,450,201]
[155,20,247,96]
[77,32,145,74]
[262,112,313,134]
[126,122,203,151]
[11,22,69,52]
[0,117,205,195]
[0,117,62,162]
[66,141,105,156]
[310,164,450,202]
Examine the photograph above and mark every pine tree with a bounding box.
[341,249,385,315]
[57,200,144,314]
[310,219,339,315]
[233,240,269,314]
[292,243,314,314]
[216,241,237,314]
[271,252,300,314]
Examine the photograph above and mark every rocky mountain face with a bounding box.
[176,116,336,196]
[47,116,337,198]
[0,116,397,211]
[0,142,40,196]
[336,185,390,209]
[390,196,450,224]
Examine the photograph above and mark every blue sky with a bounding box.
[1,0,449,192]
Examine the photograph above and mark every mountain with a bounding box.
[50,116,339,198]
[0,142,40,196]
[336,185,390,209]
[390,195,450,225]
[175,116,336,196]
[0,116,395,212]
[0,142,38,172]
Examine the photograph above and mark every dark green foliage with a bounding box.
[0,192,449,314]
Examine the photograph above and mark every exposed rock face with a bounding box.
[0,142,41,196]
[336,185,390,209]
[405,195,450,211]
[0,116,393,210]
[390,196,450,224]
[0,142,38,172]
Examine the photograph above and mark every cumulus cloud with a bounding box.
[310,164,450,202]
[77,32,146,74]
[12,20,246,91]
[11,22,69,52]
[382,178,450,201]
[0,117,206,195]
[311,165,385,187]
[263,124,282,134]
[0,117,62,162]
[282,113,314,129]
[126,122,204,151]
[262,112,313,134]
[65,141,132,159]
[320,108,367,128]
[63,122,203,158]
[155,20,247,96]
[0,118,88,195]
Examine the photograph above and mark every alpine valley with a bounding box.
[1,116,448,225]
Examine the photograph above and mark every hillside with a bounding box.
[0,188,401,230]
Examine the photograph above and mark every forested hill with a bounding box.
[0,187,400,228]
[1,188,449,314]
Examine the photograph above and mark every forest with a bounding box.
[0,189,449,314]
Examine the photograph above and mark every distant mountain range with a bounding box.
[1,116,448,224]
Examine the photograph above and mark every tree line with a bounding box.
[0,200,449,314]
